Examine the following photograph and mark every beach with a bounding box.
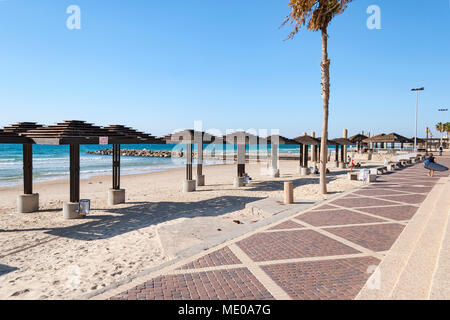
[0,159,363,299]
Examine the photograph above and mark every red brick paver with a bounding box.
[297,209,383,227]
[377,194,427,204]
[111,268,274,300]
[356,205,419,221]
[311,204,338,210]
[178,246,242,270]
[353,189,408,197]
[236,230,359,262]
[261,256,380,300]
[268,220,304,230]
[331,197,399,208]
[325,224,405,252]
[108,159,449,300]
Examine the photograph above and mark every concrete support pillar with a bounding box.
[196,142,205,186]
[299,144,303,168]
[237,144,246,177]
[270,144,280,178]
[195,174,205,187]
[110,144,125,205]
[63,202,81,220]
[335,144,340,168]
[108,188,125,205]
[299,167,309,176]
[18,144,39,213]
[343,128,348,162]
[311,131,317,164]
[304,145,309,168]
[65,144,80,219]
[183,180,196,192]
[17,194,39,214]
[184,143,195,192]
[69,144,80,203]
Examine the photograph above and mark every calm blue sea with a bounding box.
[0,144,337,187]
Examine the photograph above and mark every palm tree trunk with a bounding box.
[320,27,330,195]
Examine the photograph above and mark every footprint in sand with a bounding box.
[11,289,30,297]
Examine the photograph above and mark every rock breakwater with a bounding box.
[87,149,190,158]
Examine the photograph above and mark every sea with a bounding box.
[0,144,342,187]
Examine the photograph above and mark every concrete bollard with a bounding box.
[108,189,125,205]
[284,182,294,204]
[17,193,39,213]
[183,180,196,192]
[63,202,81,220]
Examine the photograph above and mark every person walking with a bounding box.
[425,153,436,177]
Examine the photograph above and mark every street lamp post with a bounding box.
[438,108,448,148]
[411,87,425,151]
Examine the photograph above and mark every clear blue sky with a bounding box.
[0,0,449,139]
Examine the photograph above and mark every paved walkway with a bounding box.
[107,158,450,300]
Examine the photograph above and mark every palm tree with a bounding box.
[445,122,450,135]
[282,0,352,194]
[436,122,444,134]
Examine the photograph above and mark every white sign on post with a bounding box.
[99,137,109,145]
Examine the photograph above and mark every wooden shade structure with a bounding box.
[331,138,353,164]
[1,123,44,196]
[104,125,164,191]
[266,135,297,145]
[349,134,368,152]
[315,137,334,163]
[223,131,264,178]
[363,133,412,149]
[293,135,320,169]
[164,130,217,188]
[22,121,128,203]
[1,121,165,212]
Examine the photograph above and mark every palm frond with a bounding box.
[282,0,352,39]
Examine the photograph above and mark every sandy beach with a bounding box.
[0,159,364,299]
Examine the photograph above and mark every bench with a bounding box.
[348,172,359,181]
[348,171,377,183]
[391,162,401,169]
[370,166,387,175]
[386,164,396,171]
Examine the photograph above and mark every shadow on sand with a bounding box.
[0,264,18,277]
[246,176,338,192]
[40,195,265,241]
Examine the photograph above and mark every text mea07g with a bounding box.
[178,304,271,317]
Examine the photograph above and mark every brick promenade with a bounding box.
[109,158,450,300]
